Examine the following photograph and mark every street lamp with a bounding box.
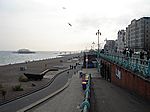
[96,30,101,73]
[96,30,101,53]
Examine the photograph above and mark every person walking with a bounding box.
[129,49,133,58]
[140,50,144,64]
[123,49,126,56]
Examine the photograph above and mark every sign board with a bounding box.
[115,68,121,79]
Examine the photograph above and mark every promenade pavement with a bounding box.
[28,71,84,112]
[26,68,150,112]
[83,68,150,112]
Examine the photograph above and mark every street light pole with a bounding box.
[96,30,101,53]
[96,30,101,73]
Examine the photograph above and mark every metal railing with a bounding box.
[99,53,150,78]
[81,74,91,112]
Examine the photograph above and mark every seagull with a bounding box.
[68,23,72,27]
[62,7,66,10]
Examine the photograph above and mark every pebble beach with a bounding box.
[0,53,81,104]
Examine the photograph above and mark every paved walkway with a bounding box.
[28,72,84,112]
[26,68,150,112]
[83,68,150,112]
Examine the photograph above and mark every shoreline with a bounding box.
[0,56,62,67]
[0,55,63,67]
[0,51,70,66]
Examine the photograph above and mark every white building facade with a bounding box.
[116,30,126,53]
[126,17,150,52]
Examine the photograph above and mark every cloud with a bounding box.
[0,0,150,51]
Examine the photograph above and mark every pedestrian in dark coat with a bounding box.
[123,49,126,55]
[129,49,133,58]
[140,51,144,59]
[140,50,144,64]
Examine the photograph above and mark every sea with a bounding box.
[0,51,71,66]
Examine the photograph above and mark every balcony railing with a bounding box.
[99,53,150,78]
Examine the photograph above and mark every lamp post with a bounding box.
[96,30,101,53]
[96,30,101,72]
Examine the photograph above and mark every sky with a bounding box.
[0,0,150,51]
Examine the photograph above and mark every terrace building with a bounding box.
[104,40,116,53]
[126,17,150,52]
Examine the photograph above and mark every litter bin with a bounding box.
[82,81,87,90]
[85,75,89,82]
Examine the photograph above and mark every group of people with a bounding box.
[123,49,134,58]
[139,50,150,60]
[122,49,150,60]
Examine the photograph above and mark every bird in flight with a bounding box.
[62,7,66,10]
[68,23,72,27]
